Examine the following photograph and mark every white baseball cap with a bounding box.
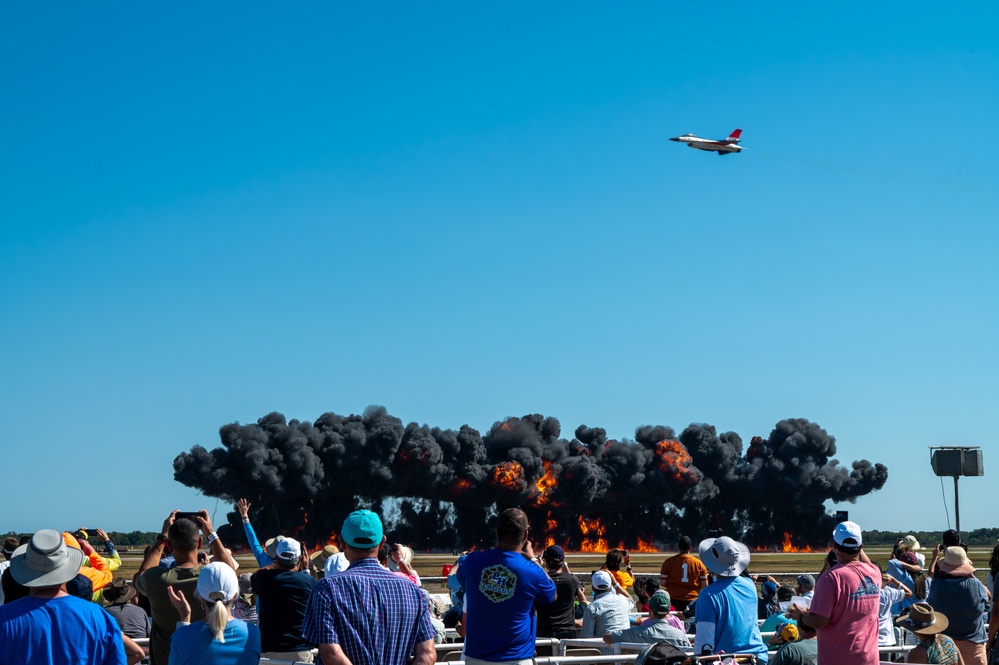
[275,537,302,563]
[197,562,239,603]
[591,570,613,590]
[833,521,863,547]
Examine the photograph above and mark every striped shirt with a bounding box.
[302,557,434,665]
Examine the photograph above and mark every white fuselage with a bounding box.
[673,135,741,153]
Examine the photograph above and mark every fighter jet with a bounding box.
[669,129,743,155]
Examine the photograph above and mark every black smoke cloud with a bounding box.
[173,407,888,550]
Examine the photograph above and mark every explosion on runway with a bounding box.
[173,407,888,551]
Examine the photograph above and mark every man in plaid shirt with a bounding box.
[302,510,435,665]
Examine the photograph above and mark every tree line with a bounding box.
[1,531,162,548]
[864,528,999,548]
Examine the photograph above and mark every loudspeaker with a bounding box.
[962,450,984,476]
[931,450,964,477]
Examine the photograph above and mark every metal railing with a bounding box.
[134,635,914,665]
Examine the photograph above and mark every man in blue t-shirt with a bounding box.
[694,536,768,663]
[0,529,126,665]
[456,508,556,665]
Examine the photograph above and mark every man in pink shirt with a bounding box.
[789,521,881,665]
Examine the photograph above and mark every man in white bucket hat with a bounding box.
[693,535,769,663]
[0,529,126,664]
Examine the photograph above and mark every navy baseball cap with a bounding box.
[543,545,565,562]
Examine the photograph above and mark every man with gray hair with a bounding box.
[603,590,691,648]
[0,529,126,664]
[796,574,815,601]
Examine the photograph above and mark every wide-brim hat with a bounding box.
[699,536,750,577]
[10,529,86,588]
[896,603,949,635]
[901,534,921,551]
[264,536,285,559]
[938,546,975,576]
[104,578,137,605]
[309,544,339,566]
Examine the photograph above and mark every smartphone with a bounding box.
[175,512,200,522]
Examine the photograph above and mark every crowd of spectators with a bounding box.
[1,510,996,665]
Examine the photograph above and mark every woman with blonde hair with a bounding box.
[167,562,261,664]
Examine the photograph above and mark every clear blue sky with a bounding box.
[2,3,996,535]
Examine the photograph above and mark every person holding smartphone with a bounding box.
[135,509,237,665]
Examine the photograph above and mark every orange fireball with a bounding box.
[491,461,526,491]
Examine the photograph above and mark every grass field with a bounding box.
[110,547,993,591]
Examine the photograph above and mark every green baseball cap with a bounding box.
[648,590,672,615]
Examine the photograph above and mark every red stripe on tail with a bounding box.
[727,129,742,142]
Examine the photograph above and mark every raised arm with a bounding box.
[237,498,273,567]
[137,511,177,586]
[196,510,236,570]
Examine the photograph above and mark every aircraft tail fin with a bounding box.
[727,129,742,142]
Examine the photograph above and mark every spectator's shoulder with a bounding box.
[138,565,159,581]
[61,594,107,616]
[136,565,163,591]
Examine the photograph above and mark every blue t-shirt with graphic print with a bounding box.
[456,548,556,661]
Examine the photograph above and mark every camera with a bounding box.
[175,512,200,522]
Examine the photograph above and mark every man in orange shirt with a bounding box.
[659,536,709,611]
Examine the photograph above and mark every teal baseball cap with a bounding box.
[341,510,383,548]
